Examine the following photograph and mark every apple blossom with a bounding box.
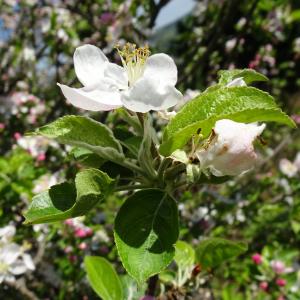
[259,281,268,291]
[58,43,182,113]
[276,278,286,287]
[0,225,35,283]
[279,158,298,178]
[197,119,265,176]
[252,253,263,265]
[270,260,286,274]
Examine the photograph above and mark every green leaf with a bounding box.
[24,169,113,224]
[71,147,105,168]
[114,189,179,284]
[160,86,295,156]
[84,256,123,300]
[218,69,268,85]
[33,115,124,162]
[174,241,195,269]
[196,238,248,269]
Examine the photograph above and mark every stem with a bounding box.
[6,279,39,300]
[114,184,151,192]
[157,157,172,180]
[119,160,148,177]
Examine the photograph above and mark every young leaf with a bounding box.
[114,189,179,284]
[24,169,113,224]
[160,86,295,156]
[84,256,123,300]
[218,69,268,85]
[196,237,248,269]
[32,115,124,162]
[174,240,195,269]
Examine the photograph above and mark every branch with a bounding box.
[6,278,39,300]
[149,0,171,28]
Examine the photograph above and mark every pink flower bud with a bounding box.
[276,278,286,287]
[84,228,93,237]
[259,281,268,291]
[78,242,88,250]
[14,132,22,140]
[252,253,263,265]
[74,228,87,238]
[37,153,46,161]
[0,123,5,130]
[64,219,74,226]
[64,246,73,254]
[271,260,285,274]
[197,120,265,176]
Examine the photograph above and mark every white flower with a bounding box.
[279,158,298,178]
[0,244,35,283]
[58,43,182,113]
[33,173,59,194]
[196,119,265,176]
[0,225,16,244]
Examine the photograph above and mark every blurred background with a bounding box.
[0,0,300,299]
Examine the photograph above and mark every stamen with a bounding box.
[115,42,151,86]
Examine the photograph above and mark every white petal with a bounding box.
[9,261,27,275]
[104,63,128,89]
[58,83,123,111]
[0,225,16,242]
[0,244,21,265]
[23,254,35,271]
[74,44,108,86]
[0,274,4,284]
[143,53,178,86]
[121,78,182,113]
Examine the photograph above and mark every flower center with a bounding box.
[116,43,150,86]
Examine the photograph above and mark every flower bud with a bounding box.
[270,260,285,274]
[252,253,263,265]
[276,278,286,287]
[197,119,265,176]
[259,281,268,291]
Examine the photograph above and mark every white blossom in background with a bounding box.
[58,43,182,113]
[33,173,59,194]
[279,158,298,178]
[16,135,58,159]
[197,119,265,176]
[278,152,300,178]
[22,47,35,62]
[0,225,35,284]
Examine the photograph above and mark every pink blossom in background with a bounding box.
[37,153,46,161]
[64,246,73,254]
[276,278,286,287]
[291,114,300,125]
[14,132,22,140]
[64,219,74,227]
[271,260,285,274]
[0,123,5,129]
[259,281,268,291]
[78,242,88,250]
[252,253,263,265]
[100,12,115,24]
[74,228,87,238]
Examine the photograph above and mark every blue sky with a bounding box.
[155,0,196,29]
